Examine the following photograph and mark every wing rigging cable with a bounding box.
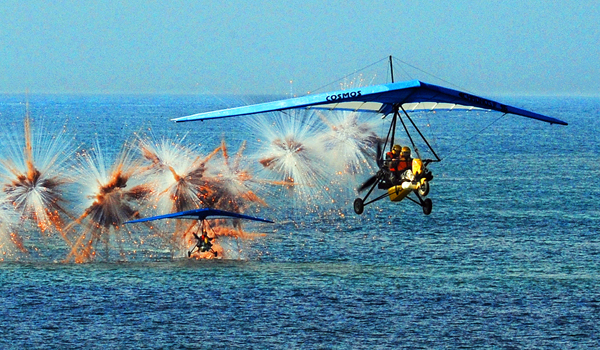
[308,56,390,95]
[440,112,510,161]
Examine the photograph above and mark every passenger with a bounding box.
[397,146,423,190]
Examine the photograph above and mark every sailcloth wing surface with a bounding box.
[172,80,567,125]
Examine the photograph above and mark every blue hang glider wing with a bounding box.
[124,208,274,224]
[172,80,567,126]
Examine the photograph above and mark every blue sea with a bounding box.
[0,93,598,349]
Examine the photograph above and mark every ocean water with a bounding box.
[0,94,599,349]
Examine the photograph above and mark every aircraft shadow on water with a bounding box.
[172,57,567,216]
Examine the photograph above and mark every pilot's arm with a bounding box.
[384,152,395,168]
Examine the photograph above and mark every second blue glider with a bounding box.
[125,208,274,224]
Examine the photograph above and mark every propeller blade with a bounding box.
[376,141,384,168]
[358,175,378,193]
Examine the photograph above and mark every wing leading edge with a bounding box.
[172,80,567,126]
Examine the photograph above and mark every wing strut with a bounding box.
[380,105,441,163]
[399,106,441,162]
[389,55,395,84]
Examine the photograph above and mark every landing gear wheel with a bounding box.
[418,181,430,197]
[353,198,364,215]
[422,198,433,215]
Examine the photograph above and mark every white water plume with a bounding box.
[0,114,77,243]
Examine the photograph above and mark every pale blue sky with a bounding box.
[1,1,598,95]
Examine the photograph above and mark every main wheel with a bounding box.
[353,198,364,215]
[422,198,433,215]
[418,181,430,197]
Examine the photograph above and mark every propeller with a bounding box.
[376,141,384,168]
[358,140,386,193]
[357,174,378,193]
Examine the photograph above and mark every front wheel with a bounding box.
[422,198,433,215]
[418,181,430,197]
[353,198,364,215]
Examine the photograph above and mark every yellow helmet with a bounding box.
[401,146,411,155]
[392,144,401,153]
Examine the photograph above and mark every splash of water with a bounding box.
[0,112,77,249]
[138,134,220,213]
[245,110,333,209]
[0,98,389,262]
[245,109,383,213]
[65,141,153,262]
[203,138,267,211]
[315,110,381,175]
[0,196,21,259]
[136,134,220,254]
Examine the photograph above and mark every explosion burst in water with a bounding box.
[204,138,267,211]
[0,112,77,249]
[0,195,21,258]
[0,97,389,262]
[133,133,266,259]
[246,110,335,208]
[246,109,385,211]
[65,141,153,262]
[182,138,269,257]
[138,134,221,214]
[136,133,223,254]
[315,110,381,176]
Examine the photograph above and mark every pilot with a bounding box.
[397,146,413,174]
[198,229,213,252]
[386,144,402,172]
[385,144,402,185]
[191,228,213,253]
